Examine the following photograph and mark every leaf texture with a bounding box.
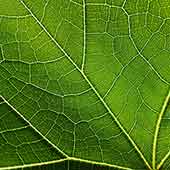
[0,0,170,170]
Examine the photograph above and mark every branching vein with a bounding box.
[18,0,152,169]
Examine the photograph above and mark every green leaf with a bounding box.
[0,0,170,169]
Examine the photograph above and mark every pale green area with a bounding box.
[0,0,170,170]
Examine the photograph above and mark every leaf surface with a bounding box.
[0,0,170,169]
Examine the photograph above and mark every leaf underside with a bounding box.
[0,0,170,170]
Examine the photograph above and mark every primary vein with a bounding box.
[152,88,170,169]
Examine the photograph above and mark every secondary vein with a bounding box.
[0,157,135,170]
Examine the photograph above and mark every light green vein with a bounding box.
[0,158,68,170]
[81,0,86,71]
[0,157,135,170]
[157,151,170,170]
[19,0,152,169]
[152,88,170,169]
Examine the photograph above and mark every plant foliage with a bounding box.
[0,0,170,169]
